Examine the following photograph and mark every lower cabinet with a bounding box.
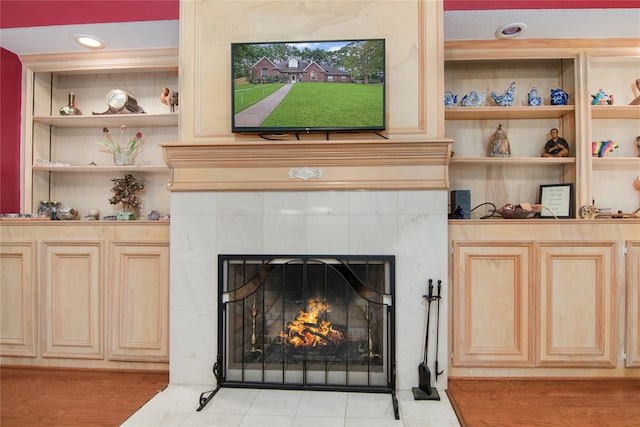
[0,222,169,370]
[449,220,639,377]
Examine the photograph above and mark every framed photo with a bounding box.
[539,183,574,218]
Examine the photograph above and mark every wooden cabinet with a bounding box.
[0,222,169,370]
[444,39,639,217]
[20,49,178,218]
[449,220,639,377]
[627,241,640,367]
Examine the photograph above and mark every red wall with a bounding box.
[0,48,22,213]
[0,0,180,28]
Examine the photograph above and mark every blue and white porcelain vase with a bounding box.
[550,88,569,105]
[528,87,542,106]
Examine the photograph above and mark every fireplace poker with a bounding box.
[435,280,444,382]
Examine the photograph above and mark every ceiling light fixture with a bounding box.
[74,34,106,50]
[495,23,527,39]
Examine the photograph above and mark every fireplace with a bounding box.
[163,140,451,421]
[199,255,399,417]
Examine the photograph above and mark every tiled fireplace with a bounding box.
[164,139,451,402]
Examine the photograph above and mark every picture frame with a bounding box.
[539,183,574,218]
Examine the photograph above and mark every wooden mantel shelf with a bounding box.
[162,139,453,192]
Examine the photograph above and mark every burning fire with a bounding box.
[280,298,344,347]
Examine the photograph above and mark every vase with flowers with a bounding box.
[109,173,144,220]
[94,125,143,166]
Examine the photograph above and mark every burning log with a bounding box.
[279,298,344,347]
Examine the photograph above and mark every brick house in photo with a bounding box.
[252,57,352,83]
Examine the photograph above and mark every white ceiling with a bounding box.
[0,9,638,56]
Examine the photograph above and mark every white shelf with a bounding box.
[445,106,575,120]
[32,165,169,173]
[591,105,640,119]
[592,157,640,167]
[450,157,576,166]
[33,113,178,128]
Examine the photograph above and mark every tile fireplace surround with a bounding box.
[152,139,454,424]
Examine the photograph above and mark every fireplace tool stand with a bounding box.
[412,278,441,401]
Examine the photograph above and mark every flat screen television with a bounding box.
[231,38,386,135]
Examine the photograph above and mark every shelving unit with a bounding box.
[21,49,179,218]
[588,54,640,214]
[444,40,640,217]
[444,54,578,213]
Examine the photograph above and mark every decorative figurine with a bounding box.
[161,87,179,113]
[460,90,486,107]
[93,89,145,115]
[542,128,569,157]
[488,124,511,157]
[591,89,614,105]
[635,136,640,157]
[630,79,640,105]
[527,87,542,106]
[592,140,618,157]
[491,81,516,106]
[444,91,458,107]
[550,88,569,105]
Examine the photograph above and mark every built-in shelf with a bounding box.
[445,106,575,120]
[590,105,640,119]
[592,157,640,167]
[449,157,576,166]
[32,165,169,173]
[33,113,178,128]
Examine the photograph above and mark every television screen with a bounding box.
[231,39,386,134]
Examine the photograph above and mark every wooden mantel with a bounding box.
[162,139,452,192]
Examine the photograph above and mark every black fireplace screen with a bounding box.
[199,255,398,417]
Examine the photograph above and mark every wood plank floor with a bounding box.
[447,377,640,427]
[1,366,168,427]
[3,368,639,426]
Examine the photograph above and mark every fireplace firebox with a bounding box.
[198,255,398,419]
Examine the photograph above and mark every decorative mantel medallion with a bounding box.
[288,167,324,181]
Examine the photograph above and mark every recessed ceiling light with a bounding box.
[495,23,527,39]
[74,34,106,50]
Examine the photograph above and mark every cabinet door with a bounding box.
[42,241,103,359]
[0,243,37,357]
[627,241,640,368]
[452,242,534,366]
[537,242,616,367]
[108,241,169,362]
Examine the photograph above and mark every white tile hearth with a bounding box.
[121,386,460,426]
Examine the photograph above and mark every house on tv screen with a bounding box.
[251,57,352,84]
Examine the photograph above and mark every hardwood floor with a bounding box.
[447,377,640,427]
[1,366,168,427]
[3,368,639,427]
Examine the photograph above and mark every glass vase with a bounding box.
[113,152,132,166]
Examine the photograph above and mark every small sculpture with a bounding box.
[630,79,640,105]
[542,128,569,157]
[460,91,485,107]
[550,88,569,105]
[592,140,619,157]
[527,87,542,106]
[161,87,179,113]
[591,89,614,105]
[444,91,458,107]
[488,124,511,157]
[491,81,516,106]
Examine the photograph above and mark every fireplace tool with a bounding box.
[435,280,444,382]
[412,279,440,400]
